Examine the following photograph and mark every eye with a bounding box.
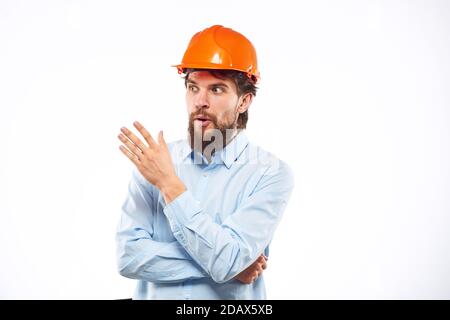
[188,85,198,92]
[212,86,224,94]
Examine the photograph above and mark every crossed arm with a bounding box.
[116,167,267,284]
[116,122,292,284]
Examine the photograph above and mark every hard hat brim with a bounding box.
[171,63,260,80]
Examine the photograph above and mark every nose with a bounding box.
[194,89,209,110]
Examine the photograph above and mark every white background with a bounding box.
[1,0,449,299]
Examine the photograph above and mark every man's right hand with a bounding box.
[234,255,268,284]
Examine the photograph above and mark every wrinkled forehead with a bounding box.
[186,71,235,88]
[186,71,239,95]
[187,70,217,80]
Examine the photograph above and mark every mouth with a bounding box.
[194,116,212,128]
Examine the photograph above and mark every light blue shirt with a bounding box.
[116,130,294,300]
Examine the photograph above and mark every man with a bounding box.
[116,25,294,299]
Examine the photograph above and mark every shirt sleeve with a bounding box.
[116,168,209,283]
[163,161,295,284]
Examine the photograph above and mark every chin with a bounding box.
[198,125,213,134]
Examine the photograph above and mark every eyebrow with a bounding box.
[186,79,230,88]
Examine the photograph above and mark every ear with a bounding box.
[237,93,253,114]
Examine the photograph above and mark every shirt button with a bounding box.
[203,173,208,177]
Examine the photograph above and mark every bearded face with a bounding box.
[185,71,244,158]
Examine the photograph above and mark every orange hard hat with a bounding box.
[173,25,260,81]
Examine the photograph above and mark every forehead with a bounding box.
[187,71,234,86]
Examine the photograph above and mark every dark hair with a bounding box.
[183,68,258,129]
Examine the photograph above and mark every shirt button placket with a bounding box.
[183,279,191,300]
[195,170,209,200]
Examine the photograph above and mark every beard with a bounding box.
[188,109,238,160]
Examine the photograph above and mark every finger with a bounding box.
[158,130,167,149]
[133,121,157,148]
[118,133,143,159]
[121,126,147,152]
[262,262,267,270]
[119,145,140,166]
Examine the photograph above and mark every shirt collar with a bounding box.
[181,130,249,169]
